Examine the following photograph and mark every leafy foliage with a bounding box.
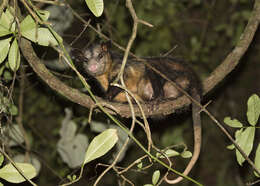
[0,92,18,116]
[224,94,259,168]
[0,8,62,73]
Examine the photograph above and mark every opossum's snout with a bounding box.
[84,59,105,76]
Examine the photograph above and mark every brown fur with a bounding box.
[71,43,202,184]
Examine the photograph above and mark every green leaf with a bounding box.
[67,174,77,181]
[247,94,260,126]
[36,10,50,21]
[0,24,11,37]
[20,15,62,46]
[0,163,36,183]
[181,150,192,158]
[3,70,12,81]
[20,15,37,36]
[143,184,153,186]
[9,104,18,116]
[254,143,260,177]
[223,117,243,128]
[157,149,180,158]
[8,39,20,71]
[0,38,11,64]
[152,170,160,185]
[0,182,3,186]
[0,154,3,166]
[137,162,143,169]
[235,127,255,166]
[84,129,118,164]
[226,144,235,150]
[0,8,15,36]
[29,28,60,46]
[85,0,104,17]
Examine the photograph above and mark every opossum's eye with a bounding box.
[98,52,104,60]
[83,57,88,62]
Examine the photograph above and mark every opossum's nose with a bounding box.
[88,61,99,73]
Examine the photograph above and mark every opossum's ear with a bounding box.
[101,41,111,52]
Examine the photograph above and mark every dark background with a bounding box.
[5,0,260,185]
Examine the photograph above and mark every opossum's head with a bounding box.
[71,43,111,77]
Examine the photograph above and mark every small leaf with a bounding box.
[9,104,18,116]
[152,170,160,185]
[0,163,36,183]
[0,154,3,166]
[0,182,3,186]
[226,144,235,150]
[0,8,15,35]
[143,184,153,186]
[36,10,50,21]
[137,162,143,169]
[157,149,180,158]
[254,143,260,177]
[84,129,118,164]
[85,0,104,17]
[8,39,20,71]
[181,150,192,158]
[247,94,260,126]
[235,127,255,166]
[224,117,243,128]
[67,174,77,181]
[3,70,12,81]
[0,38,11,64]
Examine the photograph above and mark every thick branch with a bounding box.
[20,38,96,108]
[20,0,260,118]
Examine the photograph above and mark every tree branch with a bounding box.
[20,0,260,118]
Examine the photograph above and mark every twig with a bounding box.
[115,0,139,82]
[19,0,44,25]
[112,83,153,151]
[17,64,31,161]
[118,155,148,174]
[69,19,91,46]
[93,85,136,186]
[113,166,135,186]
